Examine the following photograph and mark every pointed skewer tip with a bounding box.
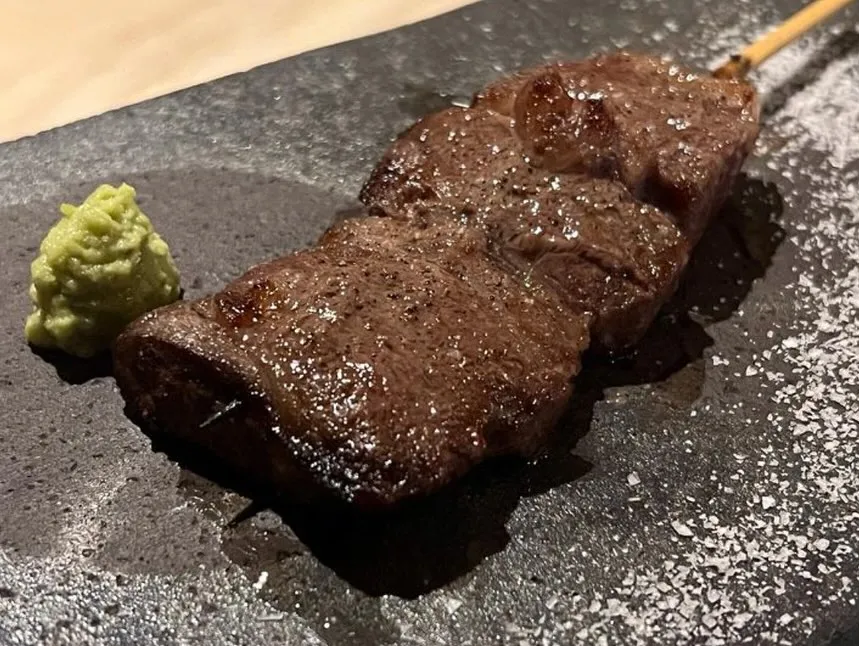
[199,398,242,429]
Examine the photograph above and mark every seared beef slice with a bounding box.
[114,218,589,508]
[361,106,688,350]
[361,52,758,349]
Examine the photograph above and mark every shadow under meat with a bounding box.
[276,454,593,599]
[157,174,784,608]
[583,174,785,394]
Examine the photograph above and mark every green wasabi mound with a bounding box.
[25,183,181,358]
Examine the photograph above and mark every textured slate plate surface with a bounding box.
[1,0,858,644]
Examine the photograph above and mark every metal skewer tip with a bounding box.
[199,398,242,429]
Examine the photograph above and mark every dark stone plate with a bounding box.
[1,0,857,644]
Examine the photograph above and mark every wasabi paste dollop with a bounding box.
[25,183,180,358]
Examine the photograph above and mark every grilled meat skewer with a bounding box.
[114,52,758,508]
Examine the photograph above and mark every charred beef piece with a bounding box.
[360,106,688,350]
[114,217,589,508]
[361,52,758,350]
[472,52,760,243]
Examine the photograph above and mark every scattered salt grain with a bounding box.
[253,571,269,592]
[445,598,464,615]
[671,521,694,538]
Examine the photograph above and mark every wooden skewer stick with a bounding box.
[713,0,857,78]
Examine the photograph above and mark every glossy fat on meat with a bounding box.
[361,106,688,350]
[114,217,589,508]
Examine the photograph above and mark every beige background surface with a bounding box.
[0,0,476,144]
